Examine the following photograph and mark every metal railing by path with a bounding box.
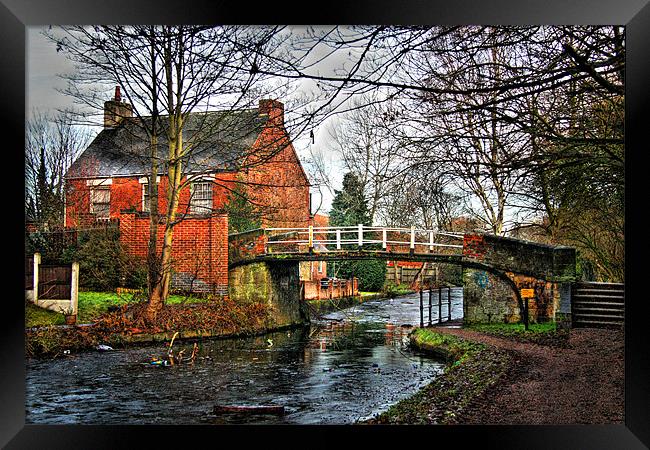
[263,225,464,255]
[419,286,457,327]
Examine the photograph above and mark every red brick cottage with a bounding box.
[64,89,316,294]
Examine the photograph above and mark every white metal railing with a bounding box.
[264,225,464,253]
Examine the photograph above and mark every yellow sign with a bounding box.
[520,288,535,298]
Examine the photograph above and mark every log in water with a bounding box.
[214,405,285,415]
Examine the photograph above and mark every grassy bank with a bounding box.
[26,291,210,328]
[25,296,277,358]
[365,328,511,424]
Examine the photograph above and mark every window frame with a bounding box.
[90,186,111,218]
[189,180,214,216]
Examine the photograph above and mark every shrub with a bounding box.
[335,259,387,292]
[63,228,147,292]
[383,281,412,298]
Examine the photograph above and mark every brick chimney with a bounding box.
[104,86,133,128]
[258,99,284,127]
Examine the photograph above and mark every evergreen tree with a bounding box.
[224,178,262,234]
[329,172,386,291]
[329,172,372,227]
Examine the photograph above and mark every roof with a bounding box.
[66,108,268,179]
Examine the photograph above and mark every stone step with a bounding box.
[573,291,624,299]
[574,288,623,295]
[571,299,625,309]
[573,320,623,328]
[572,312,625,321]
[573,282,624,289]
[572,310,625,320]
[572,294,624,303]
[573,305,624,313]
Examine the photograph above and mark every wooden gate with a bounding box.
[38,265,73,300]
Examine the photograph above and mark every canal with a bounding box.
[26,289,464,424]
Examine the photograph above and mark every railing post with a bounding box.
[428,285,432,326]
[448,287,452,321]
[438,286,442,324]
[336,229,341,250]
[382,228,387,250]
[358,224,363,248]
[419,288,424,328]
[308,225,314,253]
[429,231,434,252]
[410,226,415,253]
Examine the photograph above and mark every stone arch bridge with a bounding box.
[228,226,576,328]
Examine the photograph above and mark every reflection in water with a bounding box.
[26,290,463,424]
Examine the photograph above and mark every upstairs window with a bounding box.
[90,186,110,218]
[190,181,213,215]
[139,176,159,213]
[142,183,150,212]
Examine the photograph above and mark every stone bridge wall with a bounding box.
[462,233,576,324]
[228,261,309,328]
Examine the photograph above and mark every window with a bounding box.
[139,176,159,213]
[190,181,213,215]
[142,183,150,212]
[90,187,110,218]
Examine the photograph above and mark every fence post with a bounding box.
[438,286,442,324]
[33,253,41,304]
[358,224,363,247]
[448,287,452,321]
[71,262,79,316]
[336,229,341,250]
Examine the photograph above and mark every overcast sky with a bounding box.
[25,26,344,214]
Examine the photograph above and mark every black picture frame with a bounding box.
[3,1,648,448]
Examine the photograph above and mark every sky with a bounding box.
[25,26,345,214]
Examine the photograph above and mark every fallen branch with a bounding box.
[213,405,285,415]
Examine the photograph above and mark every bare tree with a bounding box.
[47,25,305,319]
[25,109,92,229]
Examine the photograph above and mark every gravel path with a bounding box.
[432,326,624,424]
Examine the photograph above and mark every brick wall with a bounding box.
[119,211,229,294]
[244,125,310,228]
[65,173,238,228]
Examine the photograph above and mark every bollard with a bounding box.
[419,288,424,328]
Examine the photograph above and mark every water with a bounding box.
[26,289,464,424]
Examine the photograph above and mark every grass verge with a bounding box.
[364,328,511,424]
[25,291,211,328]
